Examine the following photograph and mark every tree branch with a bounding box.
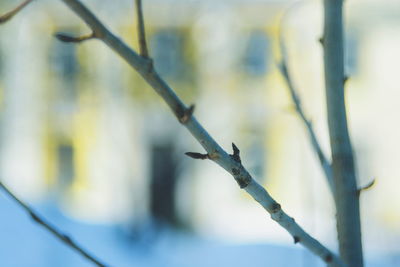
[134,0,149,58]
[0,182,108,267]
[277,11,334,193]
[57,0,345,265]
[322,0,364,265]
[0,0,34,24]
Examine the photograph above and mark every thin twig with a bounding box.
[277,7,334,193]
[0,0,33,24]
[58,0,344,265]
[0,181,108,267]
[134,0,149,58]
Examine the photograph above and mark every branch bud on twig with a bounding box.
[185,152,209,160]
[357,178,376,196]
[55,32,95,43]
[230,143,241,163]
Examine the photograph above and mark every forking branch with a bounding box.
[57,0,344,265]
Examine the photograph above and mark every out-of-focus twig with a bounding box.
[277,7,334,193]
[0,0,34,24]
[55,32,95,43]
[0,181,108,267]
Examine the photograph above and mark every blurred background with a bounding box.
[0,0,399,266]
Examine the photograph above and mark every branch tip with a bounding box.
[324,254,333,263]
[0,0,33,24]
[185,152,209,160]
[230,143,241,163]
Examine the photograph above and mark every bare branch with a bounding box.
[53,0,344,265]
[55,32,95,43]
[278,8,334,193]
[134,0,149,57]
[0,181,108,267]
[0,0,34,24]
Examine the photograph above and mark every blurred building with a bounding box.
[0,0,399,261]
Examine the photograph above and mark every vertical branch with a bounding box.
[135,0,149,58]
[322,0,363,266]
[0,182,107,267]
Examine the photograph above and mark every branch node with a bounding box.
[179,104,195,124]
[318,36,325,46]
[185,152,209,160]
[55,32,95,43]
[143,57,154,74]
[293,236,300,244]
[324,254,333,263]
[62,234,72,244]
[0,0,33,24]
[343,75,350,85]
[271,202,281,213]
[29,211,40,223]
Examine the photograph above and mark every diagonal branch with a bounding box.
[0,0,34,24]
[278,10,334,193]
[0,182,108,267]
[58,0,344,265]
[134,0,149,58]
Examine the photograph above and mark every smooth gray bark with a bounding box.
[323,0,364,266]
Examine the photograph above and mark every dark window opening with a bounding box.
[149,142,179,226]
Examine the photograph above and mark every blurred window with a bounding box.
[50,38,79,100]
[57,143,75,189]
[51,42,78,79]
[150,29,185,79]
[243,31,270,76]
[345,34,359,76]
